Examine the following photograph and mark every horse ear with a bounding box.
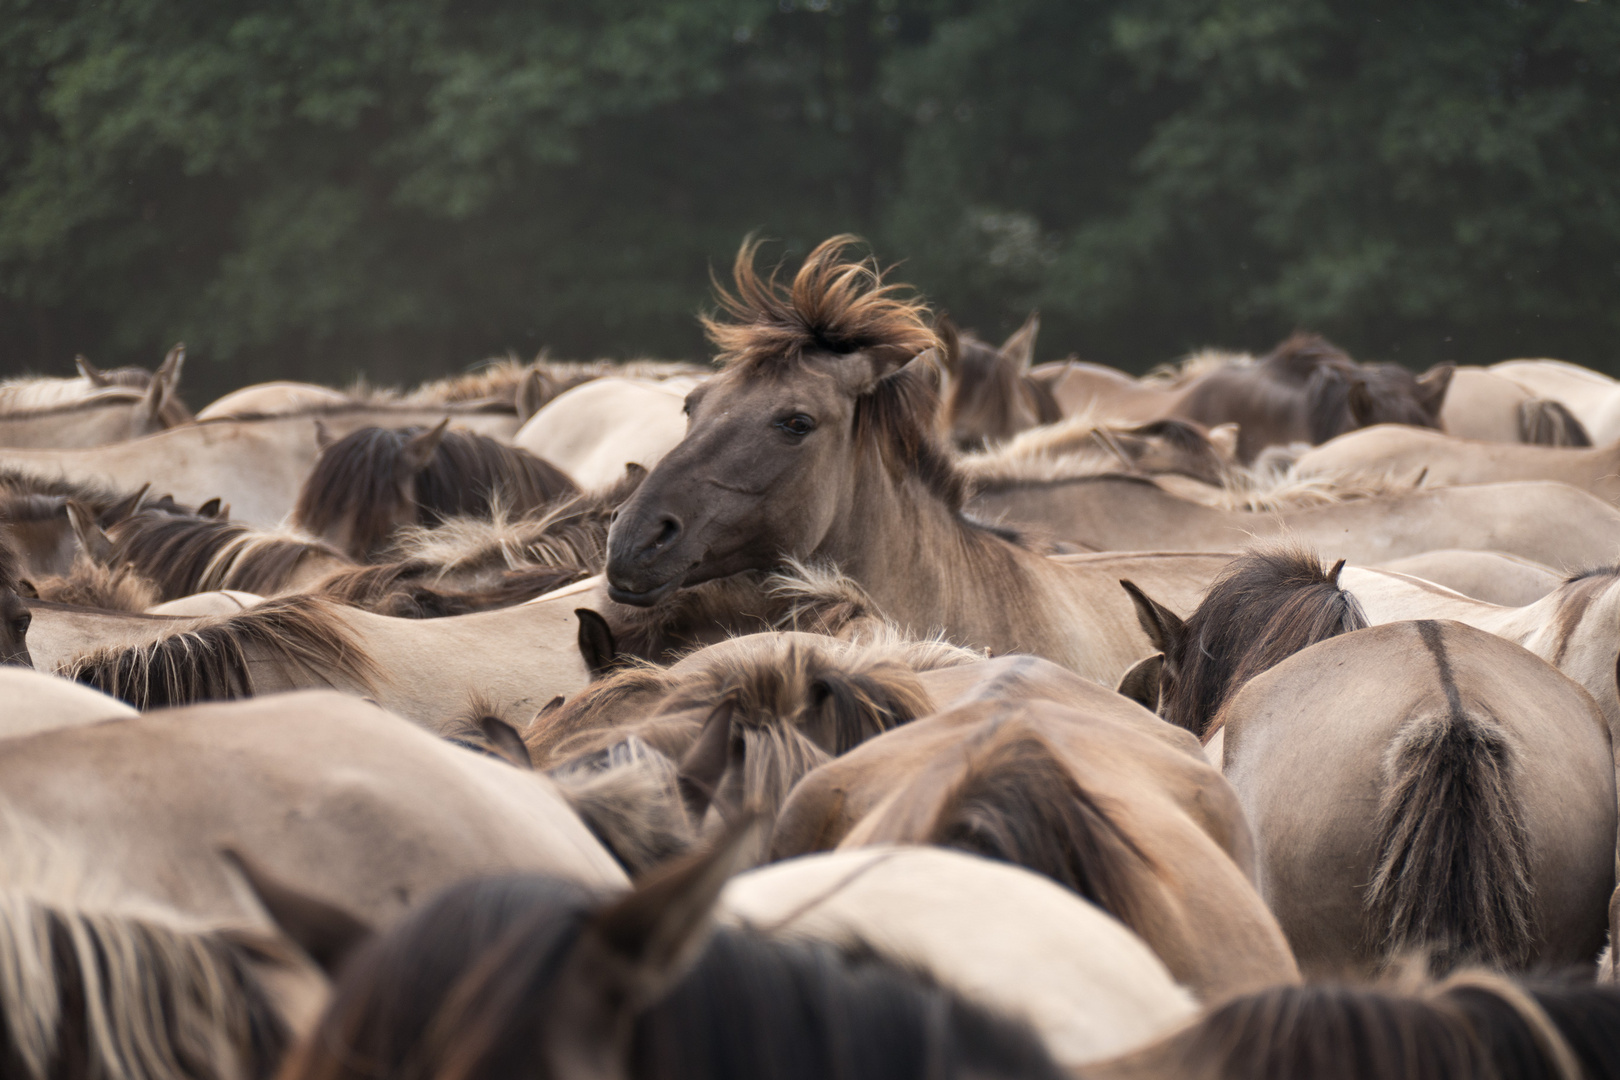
[515,369,549,424]
[219,848,375,978]
[65,501,113,563]
[935,314,962,378]
[584,817,760,997]
[1206,423,1240,461]
[1000,311,1040,372]
[143,343,184,421]
[575,608,619,678]
[400,419,450,473]
[197,497,223,519]
[1116,653,1164,712]
[100,482,151,528]
[1119,579,1186,659]
[676,699,735,821]
[313,418,334,451]
[1416,363,1455,418]
[76,355,111,387]
[476,714,534,770]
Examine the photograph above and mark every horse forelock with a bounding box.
[701,237,970,509]
[1167,545,1368,737]
[703,235,938,374]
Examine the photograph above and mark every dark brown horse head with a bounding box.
[0,533,33,667]
[605,236,942,606]
[940,311,1051,449]
[1309,360,1453,443]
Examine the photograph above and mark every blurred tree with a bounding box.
[0,0,1616,397]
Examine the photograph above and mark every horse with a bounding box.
[0,691,625,1079]
[1087,973,1620,1080]
[603,235,1254,682]
[0,344,191,448]
[0,404,523,526]
[272,830,1069,1080]
[967,474,1620,569]
[514,376,699,491]
[1297,424,1620,503]
[290,422,577,559]
[1210,620,1614,975]
[936,311,1061,449]
[720,846,1199,1067]
[771,669,1300,1001]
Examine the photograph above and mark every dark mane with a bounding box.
[59,595,375,709]
[292,426,577,558]
[279,872,1064,1080]
[1100,975,1620,1080]
[925,722,1150,935]
[1162,546,1368,737]
[106,510,350,599]
[0,389,146,420]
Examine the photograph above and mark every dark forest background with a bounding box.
[1,0,1617,401]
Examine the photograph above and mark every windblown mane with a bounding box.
[1164,546,1368,738]
[390,466,645,580]
[292,426,577,557]
[106,510,350,600]
[59,596,375,709]
[29,558,159,612]
[0,891,294,1080]
[703,236,968,508]
[533,632,968,796]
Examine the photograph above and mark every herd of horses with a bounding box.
[6,235,1620,1078]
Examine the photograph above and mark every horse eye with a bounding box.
[13,612,29,634]
[778,414,816,437]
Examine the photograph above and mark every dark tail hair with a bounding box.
[929,730,1148,933]
[59,596,375,709]
[1365,709,1535,970]
[1517,398,1592,447]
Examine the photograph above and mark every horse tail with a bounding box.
[928,728,1149,933]
[1364,707,1535,970]
[1517,398,1592,447]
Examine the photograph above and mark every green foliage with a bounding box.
[1,0,1617,395]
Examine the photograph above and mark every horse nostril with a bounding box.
[653,517,680,549]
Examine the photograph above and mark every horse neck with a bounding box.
[811,452,1064,654]
[1500,580,1620,704]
